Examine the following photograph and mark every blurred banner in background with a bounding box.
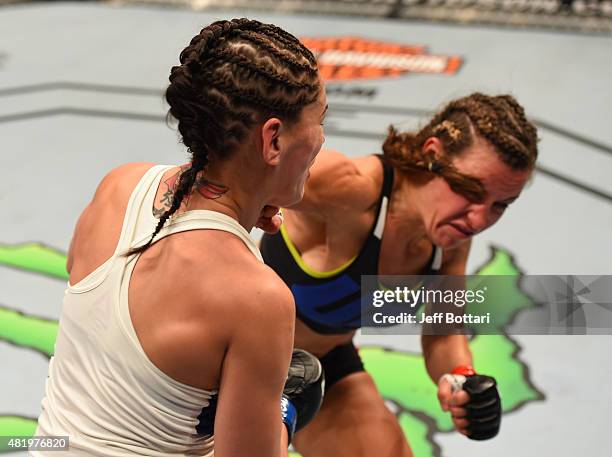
[112,0,612,34]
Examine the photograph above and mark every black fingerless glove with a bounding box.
[462,374,502,440]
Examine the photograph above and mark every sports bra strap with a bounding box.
[373,155,394,240]
[378,155,394,198]
[131,209,263,263]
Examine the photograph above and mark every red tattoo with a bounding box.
[196,178,229,200]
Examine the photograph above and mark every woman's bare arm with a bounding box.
[421,240,473,383]
[213,276,295,457]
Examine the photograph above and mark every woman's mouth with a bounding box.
[448,223,474,238]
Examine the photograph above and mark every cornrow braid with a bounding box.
[383,92,538,202]
[257,23,317,64]
[235,30,318,75]
[204,70,314,114]
[209,48,314,90]
[196,91,253,124]
[179,21,242,66]
[125,18,320,257]
[463,94,537,170]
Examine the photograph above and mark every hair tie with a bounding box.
[433,120,461,141]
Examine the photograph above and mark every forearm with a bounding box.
[280,426,289,457]
[421,334,472,383]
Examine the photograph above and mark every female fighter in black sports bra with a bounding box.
[261,93,539,456]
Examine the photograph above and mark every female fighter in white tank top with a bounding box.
[32,17,328,457]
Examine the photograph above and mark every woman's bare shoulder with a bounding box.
[293,149,381,214]
[94,162,159,198]
[182,243,295,331]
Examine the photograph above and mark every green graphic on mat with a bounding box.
[0,306,57,358]
[0,417,37,436]
[0,243,542,456]
[0,243,68,280]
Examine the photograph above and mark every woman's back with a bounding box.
[34,163,285,456]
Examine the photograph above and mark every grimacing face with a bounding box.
[418,137,533,249]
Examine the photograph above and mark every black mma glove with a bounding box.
[280,349,325,443]
[440,365,501,440]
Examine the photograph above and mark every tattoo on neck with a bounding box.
[152,166,228,219]
[153,180,176,218]
[196,177,229,200]
[153,170,185,218]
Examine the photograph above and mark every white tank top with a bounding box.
[33,165,263,456]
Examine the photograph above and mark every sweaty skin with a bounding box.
[278,144,531,455]
[277,150,489,456]
[284,150,471,361]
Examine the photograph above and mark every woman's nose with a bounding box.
[466,204,490,233]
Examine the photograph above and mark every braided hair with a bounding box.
[382,93,539,202]
[126,18,320,256]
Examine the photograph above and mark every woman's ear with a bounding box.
[261,118,283,165]
[422,136,445,161]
